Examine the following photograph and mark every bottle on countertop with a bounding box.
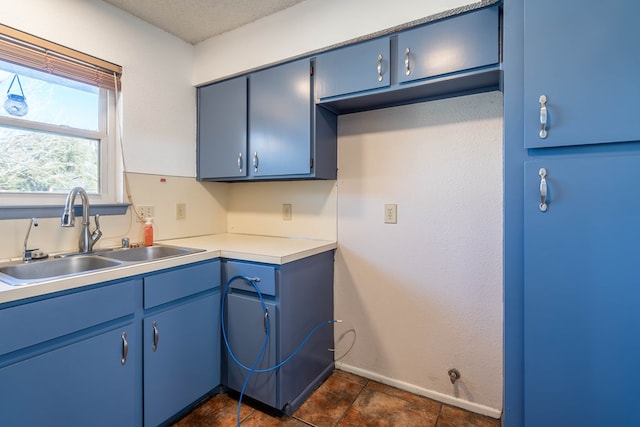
[144,217,154,247]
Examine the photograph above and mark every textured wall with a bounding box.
[3,0,196,177]
[193,0,473,85]
[227,181,337,241]
[334,91,503,416]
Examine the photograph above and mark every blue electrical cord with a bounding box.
[221,275,340,427]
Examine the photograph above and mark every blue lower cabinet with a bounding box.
[143,291,221,427]
[524,155,640,425]
[222,251,335,414]
[0,324,137,427]
[0,259,222,427]
[142,260,221,425]
[225,292,278,407]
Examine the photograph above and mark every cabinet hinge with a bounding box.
[310,65,314,76]
[310,157,314,169]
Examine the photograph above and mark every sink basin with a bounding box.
[0,245,203,286]
[98,245,203,263]
[0,256,123,285]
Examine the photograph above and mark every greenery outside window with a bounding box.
[0,24,122,209]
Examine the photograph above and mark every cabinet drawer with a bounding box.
[315,37,391,99]
[0,280,137,356]
[225,261,277,296]
[397,5,499,84]
[144,260,220,309]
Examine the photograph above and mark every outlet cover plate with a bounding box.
[384,204,397,224]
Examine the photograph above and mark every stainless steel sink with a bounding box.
[98,245,203,263]
[0,256,123,285]
[0,244,204,286]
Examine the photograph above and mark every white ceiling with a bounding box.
[102,0,307,44]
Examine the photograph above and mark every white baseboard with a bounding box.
[335,362,502,419]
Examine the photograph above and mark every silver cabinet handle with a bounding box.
[152,321,159,352]
[121,332,128,365]
[539,168,548,212]
[237,152,243,173]
[253,152,259,172]
[404,48,411,76]
[263,308,269,333]
[539,95,548,139]
[377,54,383,82]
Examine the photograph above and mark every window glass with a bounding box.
[0,61,100,131]
[0,126,99,194]
[0,59,107,197]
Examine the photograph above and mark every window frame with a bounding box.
[0,24,125,217]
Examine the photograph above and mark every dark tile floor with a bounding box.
[173,370,501,427]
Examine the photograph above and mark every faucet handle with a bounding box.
[23,248,35,262]
[91,214,102,242]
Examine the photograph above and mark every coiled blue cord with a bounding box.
[221,275,339,426]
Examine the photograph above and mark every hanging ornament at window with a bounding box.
[4,74,28,117]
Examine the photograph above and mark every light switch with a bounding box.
[283,204,292,221]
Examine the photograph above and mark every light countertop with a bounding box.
[0,233,336,304]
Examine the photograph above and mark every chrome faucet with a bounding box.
[23,218,44,261]
[61,187,102,253]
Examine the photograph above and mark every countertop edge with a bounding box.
[0,234,337,304]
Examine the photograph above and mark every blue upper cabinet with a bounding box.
[197,59,337,181]
[315,5,500,114]
[397,6,499,84]
[524,0,640,148]
[315,37,391,100]
[249,59,313,177]
[197,76,247,179]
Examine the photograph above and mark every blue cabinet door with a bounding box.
[198,76,247,179]
[0,325,137,427]
[397,6,499,84]
[524,1,640,148]
[224,292,278,407]
[315,37,390,100]
[524,156,640,426]
[249,59,311,177]
[143,291,220,427]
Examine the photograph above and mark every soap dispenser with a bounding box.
[144,217,154,247]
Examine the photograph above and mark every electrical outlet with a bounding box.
[136,205,154,222]
[282,204,292,221]
[176,203,186,220]
[384,204,397,224]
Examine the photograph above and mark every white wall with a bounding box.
[0,174,228,260]
[1,1,504,417]
[192,0,503,417]
[335,92,503,416]
[0,0,219,259]
[3,0,196,177]
[193,0,474,85]
[227,181,337,241]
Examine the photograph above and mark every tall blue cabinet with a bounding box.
[504,0,640,425]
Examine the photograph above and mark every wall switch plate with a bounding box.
[136,205,154,222]
[283,203,292,221]
[384,204,397,224]
[176,203,186,220]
